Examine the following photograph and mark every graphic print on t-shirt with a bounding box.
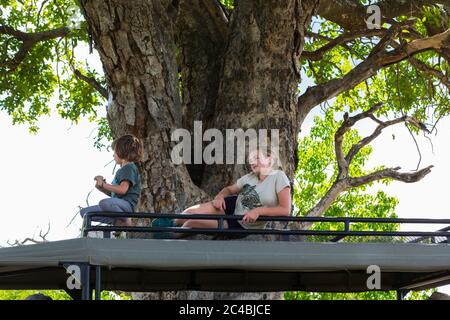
[240,184,263,210]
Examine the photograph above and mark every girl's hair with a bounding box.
[112,134,144,162]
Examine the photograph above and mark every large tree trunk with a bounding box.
[202,0,318,194]
[79,0,318,300]
[80,0,208,215]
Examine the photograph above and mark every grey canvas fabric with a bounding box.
[1,239,449,292]
[0,238,449,273]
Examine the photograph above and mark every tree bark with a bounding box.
[175,0,228,186]
[202,0,319,195]
[79,0,208,218]
[78,0,319,300]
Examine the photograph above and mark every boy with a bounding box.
[80,134,143,227]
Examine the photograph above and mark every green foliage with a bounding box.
[0,289,131,300]
[285,289,434,300]
[303,16,450,126]
[288,107,434,300]
[0,290,71,300]
[422,5,450,29]
[219,0,235,9]
[94,116,113,150]
[0,0,105,135]
[294,108,398,222]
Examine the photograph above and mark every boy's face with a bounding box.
[113,150,122,164]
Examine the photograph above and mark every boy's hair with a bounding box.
[112,134,144,162]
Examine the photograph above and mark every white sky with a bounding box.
[1,41,449,295]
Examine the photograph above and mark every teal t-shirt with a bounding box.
[111,163,141,210]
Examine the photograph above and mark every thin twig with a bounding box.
[39,222,51,240]
[36,0,50,28]
[85,187,94,207]
[66,207,81,228]
[430,112,445,135]
[406,123,422,171]
[104,159,115,168]
[423,131,435,155]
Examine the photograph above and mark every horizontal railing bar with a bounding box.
[83,212,450,224]
[83,225,450,238]
[407,225,450,243]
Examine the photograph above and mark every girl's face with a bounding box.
[248,150,272,174]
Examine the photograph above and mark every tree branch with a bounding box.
[388,38,450,91]
[175,0,228,126]
[74,69,108,99]
[301,103,433,222]
[216,0,232,20]
[0,25,70,71]
[316,0,367,31]
[206,0,230,27]
[302,29,386,61]
[344,108,430,165]
[298,28,450,125]
[409,57,450,91]
[7,223,51,246]
[317,0,450,31]
[334,112,350,177]
[349,165,433,187]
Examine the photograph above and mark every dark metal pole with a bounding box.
[81,264,91,300]
[82,217,91,237]
[95,266,101,300]
[218,217,224,229]
[397,290,408,300]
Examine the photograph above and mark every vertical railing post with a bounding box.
[344,219,350,235]
[81,264,91,300]
[218,216,224,230]
[397,290,408,301]
[82,215,91,237]
[95,265,102,300]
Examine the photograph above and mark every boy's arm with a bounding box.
[94,176,112,196]
[102,180,130,196]
[95,183,112,196]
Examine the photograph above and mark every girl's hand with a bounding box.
[212,196,226,211]
[242,208,261,224]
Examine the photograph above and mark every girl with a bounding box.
[80,134,143,227]
[176,147,291,230]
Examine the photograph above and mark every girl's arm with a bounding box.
[215,184,240,198]
[212,184,241,210]
[242,187,291,223]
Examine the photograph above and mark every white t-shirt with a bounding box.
[234,170,290,229]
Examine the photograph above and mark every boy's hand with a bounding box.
[94,175,105,187]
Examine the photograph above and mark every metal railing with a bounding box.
[82,212,450,243]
